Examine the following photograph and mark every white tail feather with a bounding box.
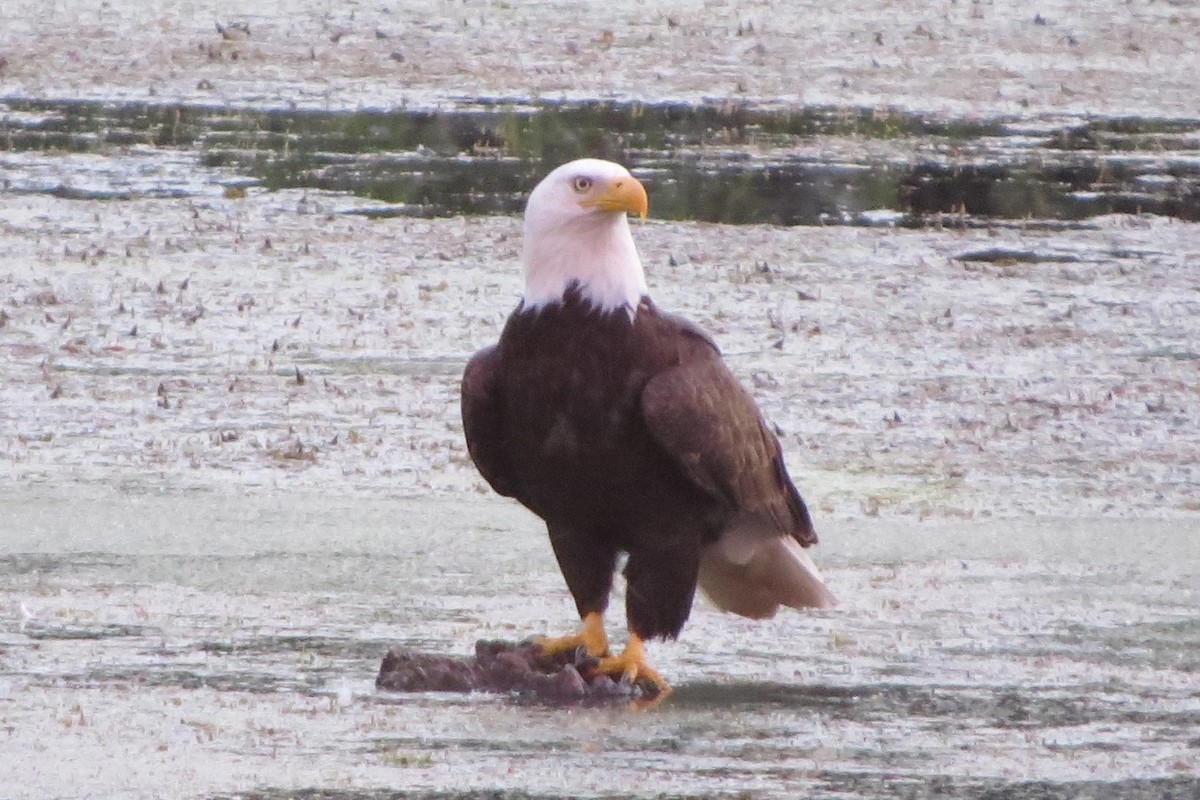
[698,536,837,619]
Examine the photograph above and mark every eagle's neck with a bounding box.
[521,213,648,315]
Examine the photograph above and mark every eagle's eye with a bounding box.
[571,176,593,193]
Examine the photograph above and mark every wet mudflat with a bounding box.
[1,191,1198,799]
[1,490,1198,799]
[3,191,1198,517]
[3,0,1199,118]
[5,0,1200,227]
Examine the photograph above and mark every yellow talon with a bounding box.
[596,633,671,704]
[535,611,609,658]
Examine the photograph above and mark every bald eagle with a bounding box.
[461,159,835,696]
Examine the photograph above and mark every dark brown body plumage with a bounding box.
[461,286,818,642]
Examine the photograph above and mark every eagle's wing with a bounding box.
[640,352,815,545]
[641,346,835,614]
[461,345,517,498]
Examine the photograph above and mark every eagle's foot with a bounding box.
[535,611,609,658]
[596,633,671,703]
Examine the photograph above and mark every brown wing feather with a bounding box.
[640,354,817,547]
[461,345,517,498]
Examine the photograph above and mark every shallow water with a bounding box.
[1,487,1197,799]
[3,97,1199,225]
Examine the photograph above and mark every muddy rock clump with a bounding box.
[375,639,658,703]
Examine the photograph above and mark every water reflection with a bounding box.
[2,97,1198,224]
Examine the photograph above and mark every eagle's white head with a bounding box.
[521,158,649,314]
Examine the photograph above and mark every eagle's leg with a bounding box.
[602,538,702,700]
[537,525,618,658]
[596,632,669,695]
[535,610,609,658]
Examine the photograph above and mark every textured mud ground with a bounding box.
[2,0,1199,117]
[3,1,1200,798]
[2,192,1198,518]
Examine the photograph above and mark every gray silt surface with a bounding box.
[1,487,1197,798]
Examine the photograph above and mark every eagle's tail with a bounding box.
[697,532,837,619]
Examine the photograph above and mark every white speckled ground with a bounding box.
[2,190,1198,520]
[2,0,1198,117]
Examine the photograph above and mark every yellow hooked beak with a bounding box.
[584,176,649,219]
